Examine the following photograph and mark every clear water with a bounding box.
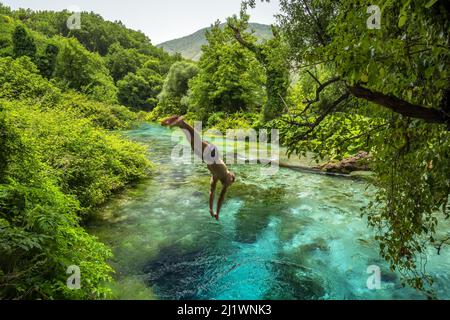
[89,123,450,300]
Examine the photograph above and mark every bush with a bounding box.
[0,56,137,130]
[206,112,261,132]
[2,100,151,215]
[0,56,61,104]
[0,101,122,299]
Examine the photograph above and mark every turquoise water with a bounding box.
[89,123,450,300]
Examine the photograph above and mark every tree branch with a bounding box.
[292,92,350,140]
[227,22,259,54]
[301,76,342,116]
[348,85,450,126]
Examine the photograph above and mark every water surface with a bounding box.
[89,123,450,300]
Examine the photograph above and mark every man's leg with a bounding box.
[209,176,218,218]
[215,185,229,221]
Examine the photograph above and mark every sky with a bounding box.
[1,0,281,44]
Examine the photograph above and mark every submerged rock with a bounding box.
[298,238,329,254]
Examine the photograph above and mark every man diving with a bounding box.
[161,115,236,221]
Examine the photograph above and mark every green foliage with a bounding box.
[0,101,109,299]
[207,111,261,132]
[0,56,136,130]
[157,61,199,116]
[161,61,199,99]
[117,70,163,111]
[36,43,59,79]
[188,22,265,121]
[15,10,160,56]
[366,120,449,296]
[0,14,17,57]
[59,92,139,130]
[276,0,450,294]
[0,56,61,104]
[0,97,150,299]
[11,103,150,214]
[10,9,177,77]
[54,37,117,101]
[12,25,36,59]
[106,43,147,82]
[0,10,153,299]
[260,35,290,122]
[228,13,290,122]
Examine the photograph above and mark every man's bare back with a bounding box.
[161,115,235,220]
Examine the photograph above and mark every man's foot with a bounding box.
[213,213,220,221]
[209,209,215,218]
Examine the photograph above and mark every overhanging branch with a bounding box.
[348,85,449,126]
[291,92,350,140]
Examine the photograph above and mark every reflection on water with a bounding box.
[89,123,450,300]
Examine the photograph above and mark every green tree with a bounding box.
[188,22,265,120]
[158,61,199,115]
[37,43,59,79]
[106,43,146,82]
[54,37,117,102]
[12,25,36,59]
[228,13,290,122]
[117,65,163,111]
[251,0,450,295]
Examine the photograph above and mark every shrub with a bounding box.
[2,101,151,215]
[0,102,117,299]
[206,112,261,132]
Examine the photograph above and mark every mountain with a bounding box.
[157,23,273,61]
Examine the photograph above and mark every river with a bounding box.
[89,123,450,300]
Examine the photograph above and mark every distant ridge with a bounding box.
[157,23,273,61]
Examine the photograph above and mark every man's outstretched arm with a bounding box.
[209,176,218,217]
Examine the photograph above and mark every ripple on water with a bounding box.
[89,124,450,300]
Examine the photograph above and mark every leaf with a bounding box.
[398,15,407,28]
[360,74,369,82]
[425,0,438,8]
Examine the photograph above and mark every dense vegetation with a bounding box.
[1,0,449,299]
[246,0,449,296]
[0,4,177,299]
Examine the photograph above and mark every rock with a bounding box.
[316,151,371,174]
[298,238,329,253]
